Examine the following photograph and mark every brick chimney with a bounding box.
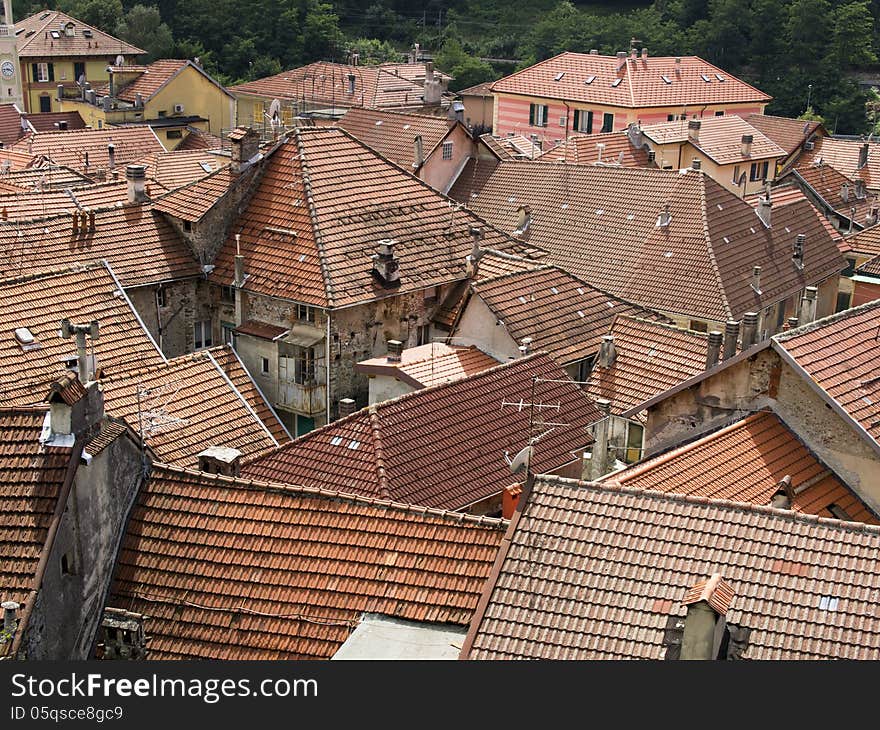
[858,142,869,170]
[756,183,772,228]
[587,398,612,480]
[371,239,401,287]
[705,330,722,369]
[338,398,357,418]
[228,126,261,174]
[722,319,740,360]
[688,119,700,143]
[197,446,242,477]
[680,574,735,660]
[125,164,147,204]
[741,311,759,348]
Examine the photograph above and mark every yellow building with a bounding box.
[60,59,236,150]
[15,10,143,114]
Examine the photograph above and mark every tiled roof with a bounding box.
[0,263,165,406]
[537,132,652,166]
[469,266,663,365]
[0,406,71,606]
[243,353,601,511]
[0,180,129,219]
[208,345,292,444]
[0,165,91,192]
[641,115,786,165]
[210,128,543,308]
[378,62,453,85]
[48,370,86,405]
[135,149,228,191]
[0,203,201,287]
[450,161,843,321]
[586,316,709,415]
[744,183,845,250]
[24,111,86,133]
[337,107,455,170]
[457,81,494,97]
[479,134,544,160]
[774,299,880,445]
[106,462,506,659]
[792,161,878,224]
[152,165,234,222]
[103,60,188,102]
[746,114,822,156]
[234,320,288,340]
[463,473,880,660]
[99,350,279,467]
[175,127,224,151]
[13,127,164,173]
[230,62,429,109]
[604,411,876,522]
[84,418,128,457]
[0,104,25,147]
[856,252,880,276]
[799,137,880,189]
[490,52,771,108]
[356,343,499,390]
[0,149,39,171]
[845,223,880,257]
[16,10,144,58]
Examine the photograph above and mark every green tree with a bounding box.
[346,38,403,65]
[828,1,877,68]
[116,4,174,62]
[57,0,123,32]
[798,106,825,123]
[435,38,495,92]
[786,0,831,70]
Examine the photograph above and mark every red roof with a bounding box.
[106,462,506,659]
[13,127,163,173]
[355,343,498,390]
[242,353,601,511]
[490,52,771,109]
[604,411,877,522]
[537,131,652,166]
[463,473,880,659]
[16,10,144,58]
[746,114,823,156]
[792,161,878,224]
[0,104,26,147]
[799,137,880,189]
[845,222,880,257]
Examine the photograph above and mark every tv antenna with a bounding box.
[136,380,189,438]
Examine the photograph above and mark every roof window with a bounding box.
[198,161,213,172]
[330,436,343,446]
[661,75,672,84]
[715,73,725,82]
[14,327,40,350]
[348,440,360,450]
[701,74,711,82]
[50,30,60,39]
[585,75,596,85]
[819,595,839,611]
[611,78,622,88]
[553,72,565,81]
[83,29,93,38]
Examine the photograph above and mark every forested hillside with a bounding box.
[13,0,880,133]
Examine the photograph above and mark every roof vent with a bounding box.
[371,239,401,287]
[584,75,596,85]
[741,134,753,157]
[553,71,565,81]
[611,78,622,88]
[197,446,242,477]
[661,75,672,84]
[386,339,404,362]
[792,233,805,270]
[750,265,762,295]
[656,202,672,227]
[14,327,40,351]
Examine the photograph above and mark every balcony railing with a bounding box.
[278,380,325,416]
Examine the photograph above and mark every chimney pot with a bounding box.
[386,339,403,362]
[598,334,617,368]
[705,330,723,369]
[722,320,740,359]
[197,446,242,477]
[107,142,115,169]
[741,134,753,157]
[692,158,701,171]
[372,239,400,287]
[338,398,357,419]
[751,265,762,294]
[125,164,147,203]
[741,311,759,348]
[2,600,19,632]
[641,47,648,60]
[786,316,799,330]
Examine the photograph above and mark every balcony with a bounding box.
[278,379,325,416]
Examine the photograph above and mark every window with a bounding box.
[601,112,614,133]
[166,129,183,139]
[624,422,644,463]
[689,320,708,332]
[416,323,431,346]
[715,110,724,116]
[842,257,857,276]
[39,95,51,113]
[573,109,593,133]
[222,322,235,346]
[183,220,192,232]
[221,285,235,303]
[33,62,52,82]
[296,304,316,323]
[157,110,167,118]
[156,287,166,308]
[749,161,769,182]
[732,165,742,185]
[194,320,213,349]
[294,346,315,384]
[529,103,548,127]
[97,119,103,129]
[836,291,852,312]
[442,141,453,160]
[296,415,315,437]
[667,114,675,121]
[74,61,85,81]
[261,357,270,375]
[575,357,593,383]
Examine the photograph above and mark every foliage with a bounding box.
[115,4,174,62]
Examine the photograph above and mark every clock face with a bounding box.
[1,61,14,79]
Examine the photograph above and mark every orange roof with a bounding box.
[463,473,880,660]
[479,133,543,160]
[135,149,228,191]
[230,62,429,109]
[13,127,164,172]
[16,10,144,58]
[641,115,786,165]
[845,223,880,257]
[537,131,652,166]
[243,353,601,511]
[0,179,129,219]
[0,165,91,193]
[604,411,876,522]
[355,343,499,390]
[490,52,771,109]
[0,148,39,171]
[450,161,844,322]
[0,263,165,406]
[99,350,279,467]
[792,161,878,224]
[774,300,880,446]
[337,107,455,170]
[175,127,224,151]
[0,104,26,147]
[799,137,880,189]
[24,111,86,133]
[96,60,232,104]
[210,127,543,308]
[378,62,453,85]
[856,253,880,276]
[586,316,710,415]
[746,114,823,156]
[152,165,234,222]
[744,183,845,250]
[106,462,506,659]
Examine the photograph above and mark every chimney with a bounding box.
[688,119,700,143]
[722,319,740,360]
[630,47,637,61]
[424,61,443,106]
[800,286,818,324]
[515,205,531,235]
[705,330,723,369]
[740,134,753,157]
[692,158,701,171]
[751,265,762,294]
[741,311,759,348]
[786,316,799,330]
[197,446,242,477]
[125,164,147,204]
[386,339,404,362]
[596,142,605,163]
[756,184,772,228]
[855,179,867,200]
[616,51,627,71]
[371,239,400,287]
[502,483,523,520]
[45,371,104,441]
[466,225,483,278]
[657,202,672,227]
[841,182,850,203]
[866,206,878,226]
[770,474,795,509]
[59,319,100,383]
[107,142,115,170]
[858,142,869,170]
[641,47,648,60]
[2,600,19,633]
[229,127,260,174]
[598,334,616,368]
[338,398,357,418]
[413,134,424,169]
[792,233,805,270]
[71,210,79,234]
[588,398,612,480]
[680,574,735,660]
[518,337,532,356]
[589,49,599,55]
[675,57,682,76]
[346,72,355,95]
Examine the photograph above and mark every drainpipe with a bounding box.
[325,307,331,425]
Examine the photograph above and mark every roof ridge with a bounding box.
[151,461,509,530]
[539,473,880,536]
[0,259,105,287]
[699,174,734,320]
[368,406,392,499]
[614,314,710,339]
[774,295,880,341]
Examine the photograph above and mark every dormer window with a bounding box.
[64,22,75,37]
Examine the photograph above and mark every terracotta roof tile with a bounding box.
[105,462,506,659]
[152,165,234,221]
[792,161,878,224]
[799,137,880,189]
[856,252,880,275]
[451,161,844,322]
[16,10,144,58]
[13,127,163,173]
[845,223,880,257]
[234,320,289,340]
[0,165,91,192]
[490,53,771,109]
[243,353,601,511]
[175,128,224,151]
[135,149,228,191]
[0,104,25,147]
[47,370,86,405]
[210,128,543,308]
[604,412,877,522]
[0,180,129,219]
[101,60,188,103]
[746,114,822,156]
[537,131,651,166]
[99,350,279,467]
[774,300,880,445]
[682,574,735,614]
[84,418,128,457]
[0,263,165,405]
[586,316,709,415]
[24,111,86,133]
[378,62,453,85]
[356,343,498,390]
[464,473,880,659]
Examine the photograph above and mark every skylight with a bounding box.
[330,436,343,446]
[576,287,584,295]
[50,30,60,38]
[585,75,596,85]
[550,287,559,294]
[198,161,213,172]
[348,440,360,450]
[577,310,585,318]
[819,596,839,611]
[715,73,725,82]
[701,74,711,82]
[611,78,622,87]
[553,72,565,81]
[661,75,672,84]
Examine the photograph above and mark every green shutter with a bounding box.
[542,105,548,126]
[573,109,580,130]
[587,111,594,134]
[31,63,38,81]
[529,104,535,126]
[47,63,54,82]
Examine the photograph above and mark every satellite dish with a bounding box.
[507,444,533,475]
[114,54,125,66]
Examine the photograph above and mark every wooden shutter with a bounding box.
[541,105,548,126]
[587,111,594,134]
[529,104,535,126]
[31,63,38,82]
[47,63,54,81]
[573,109,580,130]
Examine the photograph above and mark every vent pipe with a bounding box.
[722,320,740,360]
[705,331,723,369]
